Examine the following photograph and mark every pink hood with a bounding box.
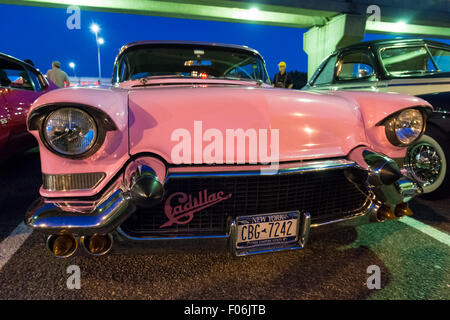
[27,82,432,198]
[128,86,366,163]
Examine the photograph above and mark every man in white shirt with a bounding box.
[46,61,70,88]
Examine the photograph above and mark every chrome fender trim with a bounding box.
[26,189,135,236]
[347,146,422,205]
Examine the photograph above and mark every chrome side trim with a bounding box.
[116,229,228,241]
[311,198,381,228]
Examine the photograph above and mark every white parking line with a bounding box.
[400,216,450,246]
[0,222,32,271]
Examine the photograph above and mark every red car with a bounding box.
[0,53,57,159]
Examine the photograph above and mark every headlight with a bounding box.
[385,109,425,146]
[43,108,97,155]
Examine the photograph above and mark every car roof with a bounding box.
[333,38,450,54]
[0,52,39,72]
[117,40,263,58]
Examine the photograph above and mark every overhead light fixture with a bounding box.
[396,21,407,31]
[90,23,100,33]
[248,7,260,20]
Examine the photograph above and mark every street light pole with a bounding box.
[69,62,78,85]
[90,23,102,85]
[95,32,101,84]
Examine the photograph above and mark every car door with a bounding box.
[0,56,49,154]
[0,90,9,150]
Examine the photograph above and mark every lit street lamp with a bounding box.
[90,23,103,85]
[68,62,78,85]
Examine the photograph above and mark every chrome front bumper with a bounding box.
[25,147,422,255]
[26,188,135,236]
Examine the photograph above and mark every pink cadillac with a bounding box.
[26,41,432,257]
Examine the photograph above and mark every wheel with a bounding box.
[405,134,449,198]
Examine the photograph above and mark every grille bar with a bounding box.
[43,172,106,191]
[121,167,369,237]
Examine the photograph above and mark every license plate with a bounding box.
[235,211,300,251]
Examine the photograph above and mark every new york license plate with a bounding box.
[235,211,300,250]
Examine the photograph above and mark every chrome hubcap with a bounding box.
[406,142,442,186]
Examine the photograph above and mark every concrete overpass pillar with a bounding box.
[303,14,366,79]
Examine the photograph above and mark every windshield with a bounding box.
[114,44,270,84]
[379,45,450,77]
[428,46,450,72]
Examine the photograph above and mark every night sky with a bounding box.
[1,4,449,80]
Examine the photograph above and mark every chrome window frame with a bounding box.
[377,44,440,79]
[334,48,380,83]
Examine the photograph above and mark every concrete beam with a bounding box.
[2,0,450,37]
[0,0,331,28]
[303,14,366,79]
[366,20,450,39]
[225,0,450,29]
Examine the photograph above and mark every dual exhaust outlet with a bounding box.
[376,202,414,221]
[46,233,113,258]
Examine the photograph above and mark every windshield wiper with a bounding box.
[130,75,200,86]
[136,75,194,81]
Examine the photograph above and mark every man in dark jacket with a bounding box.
[272,61,293,89]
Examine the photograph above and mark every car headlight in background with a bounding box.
[43,108,97,155]
[384,108,425,146]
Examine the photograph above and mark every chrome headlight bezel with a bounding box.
[28,103,117,159]
[383,108,426,147]
[42,107,98,156]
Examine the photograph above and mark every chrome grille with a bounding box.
[121,167,369,237]
[43,172,106,191]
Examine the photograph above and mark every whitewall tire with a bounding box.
[405,134,447,195]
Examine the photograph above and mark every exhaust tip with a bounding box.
[47,234,77,258]
[395,203,413,217]
[81,234,113,256]
[377,205,397,221]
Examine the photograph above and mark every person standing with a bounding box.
[272,61,293,89]
[46,61,70,88]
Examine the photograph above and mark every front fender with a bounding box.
[26,86,131,198]
[328,91,433,159]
